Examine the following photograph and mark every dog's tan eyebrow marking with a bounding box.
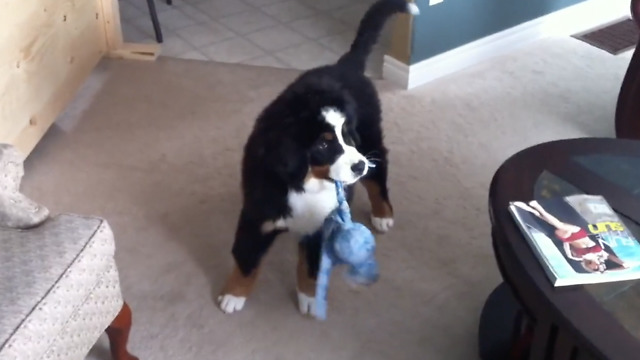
[322,132,334,140]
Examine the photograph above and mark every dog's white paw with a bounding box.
[371,216,394,233]
[217,294,246,314]
[297,291,317,316]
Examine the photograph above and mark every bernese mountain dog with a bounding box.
[218,0,420,316]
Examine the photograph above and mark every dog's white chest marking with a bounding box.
[286,178,338,235]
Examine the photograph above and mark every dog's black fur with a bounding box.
[230,0,416,279]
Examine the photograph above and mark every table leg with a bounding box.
[106,301,139,360]
[478,282,530,360]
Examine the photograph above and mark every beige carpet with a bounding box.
[19,37,633,360]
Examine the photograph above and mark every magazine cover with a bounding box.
[509,194,640,286]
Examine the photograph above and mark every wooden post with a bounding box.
[99,0,160,61]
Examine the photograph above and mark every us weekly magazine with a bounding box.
[509,195,640,286]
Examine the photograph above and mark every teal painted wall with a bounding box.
[410,0,588,64]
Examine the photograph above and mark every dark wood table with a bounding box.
[479,138,640,360]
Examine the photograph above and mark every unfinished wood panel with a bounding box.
[0,0,107,154]
[99,0,123,51]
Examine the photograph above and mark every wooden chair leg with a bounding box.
[106,302,139,360]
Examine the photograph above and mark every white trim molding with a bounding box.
[383,0,631,90]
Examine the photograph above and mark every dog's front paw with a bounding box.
[217,294,246,314]
[371,216,394,233]
[297,291,317,316]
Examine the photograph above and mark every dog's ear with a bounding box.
[347,125,361,147]
[263,134,308,188]
[342,99,360,147]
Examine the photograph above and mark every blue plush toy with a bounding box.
[302,181,379,320]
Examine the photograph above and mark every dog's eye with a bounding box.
[316,140,328,150]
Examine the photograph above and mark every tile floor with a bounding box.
[120,0,392,78]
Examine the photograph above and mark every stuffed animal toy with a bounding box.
[303,181,379,320]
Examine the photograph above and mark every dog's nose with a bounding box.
[351,161,366,175]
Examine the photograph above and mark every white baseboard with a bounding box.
[383,0,631,90]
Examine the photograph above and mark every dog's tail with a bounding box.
[337,0,419,73]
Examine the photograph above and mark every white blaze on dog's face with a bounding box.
[319,107,369,184]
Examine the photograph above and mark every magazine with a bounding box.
[509,194,640,287]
